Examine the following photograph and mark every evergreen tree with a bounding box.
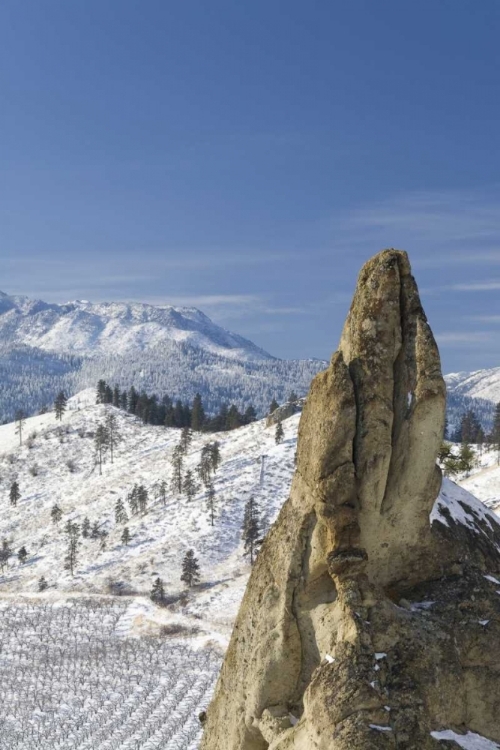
[115,498,128,524]
[244,405,257,424]
[128,485,140,515]
[242,497,261,565]
[112,385,121,408]
[38,575,48,592]
[150,576,165,604]
[90,521,100,540]
[121,527,131,546]
[206,482,216,526]
[458,443,476,476]
[209,441,221,473]
[191,393,205,431]
[181,549,200,588]
[64,521,80,576]
[288,391,298,404]
[54,391,68,421]
[183,470,198,501]
[105,412,120,464]
[275,421,284,444]
[15,410,26,446]
[460,409,483,444]
[9,481,20,507]
[171,444,184,494]
[138,485,148,514]
[96,380,107,404]
[227,404,241,431]
[99,530,108,551]
[492,402,500,461]
[269,398,279,415]
[0,539,11,573]
[82,516,91,538]
[51,503,62,524]
[17,546,28,564]
[94,423,109,475]
[158,479,167,506]
[127,386,139,414]
[120,391,128,410]
[197,446,213,487]
[180,426,193,454]
[104,384,113,404]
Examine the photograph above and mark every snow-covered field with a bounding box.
[1,392,499,749]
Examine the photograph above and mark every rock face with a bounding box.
[201,250,500,750]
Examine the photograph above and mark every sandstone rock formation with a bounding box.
[201,250,500,750]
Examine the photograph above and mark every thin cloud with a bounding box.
[436,331,494,346]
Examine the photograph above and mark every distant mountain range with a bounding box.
[0,291,325,421]
[445,369,500,435]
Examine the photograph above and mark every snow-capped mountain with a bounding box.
[445,367,500,405]
[0,291,273,362]
[0,291,326,421]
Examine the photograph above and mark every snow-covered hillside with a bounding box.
[0,291,273,362]
[0,291,326,422]
[0,390,298,641]
[445,367,500,404]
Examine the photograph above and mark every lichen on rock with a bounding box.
[200,249,500,750]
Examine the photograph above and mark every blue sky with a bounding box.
[1,0,500,371]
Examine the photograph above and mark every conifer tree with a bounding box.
[82,517,91,538]
[191,393,205,431]
[150,576,165,604]
[94,423,109,475]
[209,441,221,473]
[288,391,298,404]
[112,385,121,408]
[121,527,131,546]
[15,410,26,447]
[493,402,500,462]
[0,539,11,573]
[17,546,28,564]
[171,444,184,494]
[51,503,62,524]
[183,470,198,501]
[115,498,128,524]
[158,479,167,506]
[206,483,216,526]
[105,412,120,464]
[90,521,100,540]
[242,497,261,565]
[181,549,200,588]
[96,380,107,404]
[197,447,213,487]
[99,530,108,551]
[38,575,48,591]
[269,398,279,415]
[458,443,475,476]
[9,481,20,507]
[64,521,80,576]
[54,391,68,421]
[104,384,113,404]
[180,426,193,454]
[138,485,148,514]
[275,420,284,444]
[128,485,139,515]
[244,405,257,424]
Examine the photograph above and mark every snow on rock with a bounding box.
[430,477,500,550]
[431,729,500,749]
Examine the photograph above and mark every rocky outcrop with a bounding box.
[201,250,500,750]
[266,399,304,427]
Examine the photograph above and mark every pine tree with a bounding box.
[9,481,20,507]
[183,470,198,501]
[197,447,213,487]
[275,421,284,444]
[51,503,62,524]
[171,444,184,494]
[288,391,298,404]
[244,405,257,424]
[493,402,500,462]
[105,412,120,464]
[38,575,48,592]
[128,485,139,515]
[150,576,165,604]
[180,426,193,454]
[121,527,131,546]
[242,497,261,565]
[209,441,221,473]
[82,517,91,538]
[0,539,11,573]
[15,410,26,446]
[181,549,200,588]
[269,398,279,415]
[54,391,68,421]
[94,423,109,475]
[138,485,148,514]
[96,380,107,404]
[191,393,205,431]
[112,385,121,408]
[206,483,216,526]
[64,521,80,576]
[158,479,167,506]
[90,521,100,540]
[115,498,128,524]
[17,546,28,564]
[458,443,476,476]
[104,384,113,404]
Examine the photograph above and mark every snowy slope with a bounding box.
[0,392,298,641]
[445,367,500,404]
[0,291,273,362]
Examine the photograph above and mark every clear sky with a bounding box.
[1,0,500,372]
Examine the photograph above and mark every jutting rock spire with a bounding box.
[201,250,500,750]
